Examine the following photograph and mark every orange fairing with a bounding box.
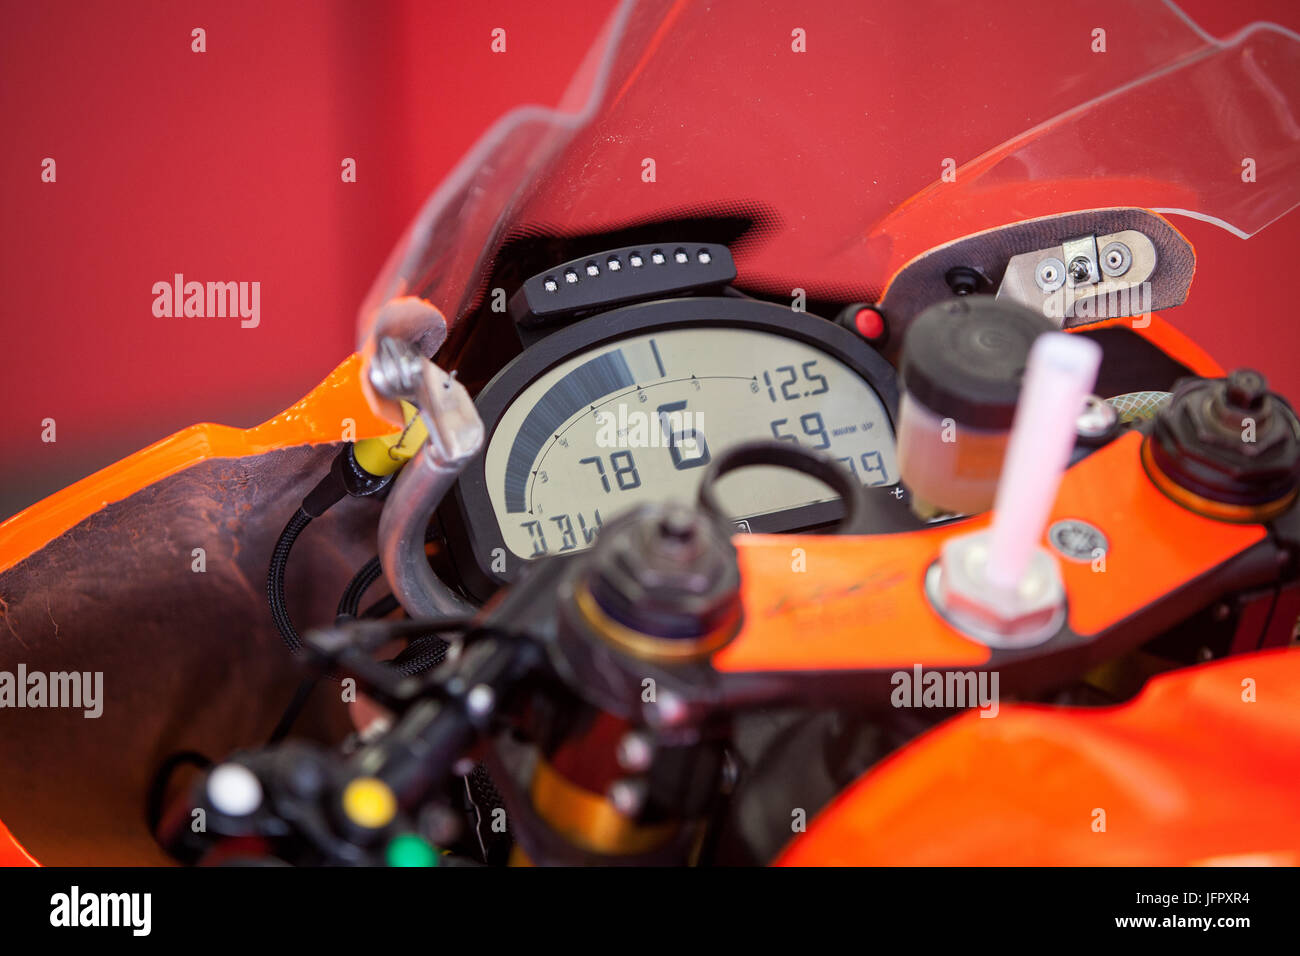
[719,530,991,673]
[0,819,37,867]
[0,354,393,576]
[777,648,1300,866]
[713,432,1264,674]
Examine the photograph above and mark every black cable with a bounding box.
[365,616,477,638]
[336,555,384,622]
[267,446,391,655]
[267,675,320,744]
[268,614,476,743]
[266,455,360,654]
[268,507,315,653]
[389,633,451,676]
[362,594,400,619]
[335,521,442,624]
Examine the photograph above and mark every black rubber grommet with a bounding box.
[696,440,868,535]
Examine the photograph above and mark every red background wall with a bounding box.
[1,0,1297,520]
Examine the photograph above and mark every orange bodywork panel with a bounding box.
[778,648,1300,865]
[0,354,392,577]
[714,432,1265,673]
[0,819,37,866]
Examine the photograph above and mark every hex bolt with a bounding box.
[369,336,426,400]
[586,503,740,639]
[1147,368,1300,510]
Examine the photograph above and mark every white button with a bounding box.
[207,763,263,816]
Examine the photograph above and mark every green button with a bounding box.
[386,833,439,867]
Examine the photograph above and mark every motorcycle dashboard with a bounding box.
[441,296,901,599]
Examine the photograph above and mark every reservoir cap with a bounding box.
[901,296,1054,429]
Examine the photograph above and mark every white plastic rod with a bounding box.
[986,332,1102,591]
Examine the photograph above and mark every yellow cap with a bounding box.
[353,400,429,477]
[341,776,398,829]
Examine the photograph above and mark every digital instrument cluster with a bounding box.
[442,296,901,597]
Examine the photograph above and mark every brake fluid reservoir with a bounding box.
[897,297,1053,518]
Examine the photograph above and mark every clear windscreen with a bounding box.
[358,0,1300,371]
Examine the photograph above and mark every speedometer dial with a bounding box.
[443,297,901,597]
[485,327,896,558]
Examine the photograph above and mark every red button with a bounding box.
[854,307,885,339]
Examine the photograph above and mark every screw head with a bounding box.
[1034,257,1066,293]
[1100,241,1133,278]
[1076,394,1118,439]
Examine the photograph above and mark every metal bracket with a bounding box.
[1061,235,1100,287]
[997,229,1158,328]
